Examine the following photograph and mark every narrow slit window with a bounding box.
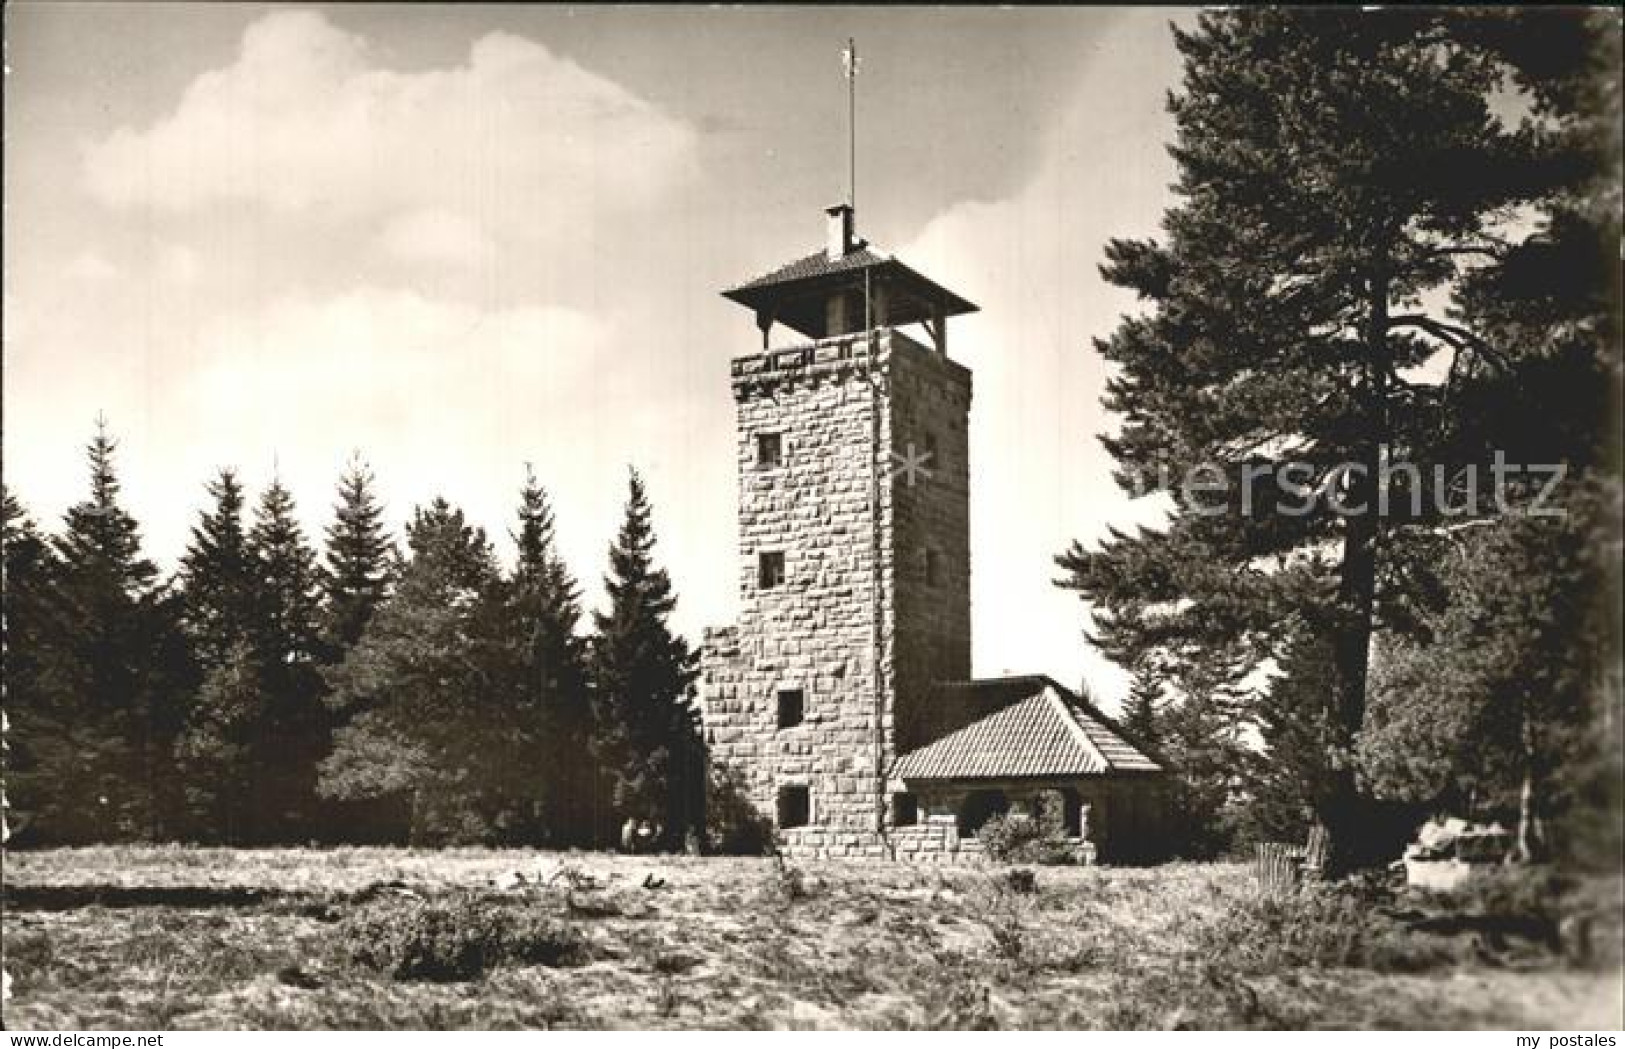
[759,551,786,590]
[776,688,805,729]
[925,548,941,588]
[756,432,783,469]
[777,785,810,829]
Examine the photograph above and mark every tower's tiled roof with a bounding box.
[894,676,1161,781]
[722,241,977,340]
[730,244,890,291]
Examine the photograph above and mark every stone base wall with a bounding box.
[890,816,979,863]
[777,826,890,859]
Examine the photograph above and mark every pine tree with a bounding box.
[246,478,328,840]
[1349,12,1621,866]
[1055,9,1595,870]
[589,469,701,849]
[322,456,393,657]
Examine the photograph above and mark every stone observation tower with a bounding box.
[700,205,1163,862]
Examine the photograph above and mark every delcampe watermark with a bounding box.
[889,442,935,487]
[1121,446,1568,519]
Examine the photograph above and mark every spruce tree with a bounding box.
[246,478,328,840]
[1120,665,1163,760]
[175,639,260,843]
[179,469,254,671]
[56,419,158,594]
[507,466,593,844]
[1234,630,1346,850]
[22,420,189,841]
[1055,9,1594,869]
[315,458,395,841]
[2,487,57,843]
[320,497,508,844]
[174,468,259,839]
[1360,501,1614,864]
[322,456,393,657]
[1154,660,1250,859]
[589,469,701,849]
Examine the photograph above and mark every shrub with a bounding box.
[1431,865,1573,928]
[930,979,1000,1030]
[706,767,774,855]
[1195,885,1456,975]
[988,916,1027,962]
[973,874,1039,967]
[769,850,811,903]
[1002,868,1038,895]
[341,893,589,981]
[978,811,1076,865]
[2,928,55,974]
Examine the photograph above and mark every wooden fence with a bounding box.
[1254,826,1331,896]
[1254,842,1300,896]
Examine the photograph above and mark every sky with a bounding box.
[3,4,1189,708]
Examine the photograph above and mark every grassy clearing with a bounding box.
[3,848,1620,1030]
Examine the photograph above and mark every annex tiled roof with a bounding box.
[894,676,1162,782]
[896,675,1052,752]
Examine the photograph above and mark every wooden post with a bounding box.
[1255,842,1300,897]
[1301,825,1330,882]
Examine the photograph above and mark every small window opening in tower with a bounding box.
[923,430,940,468]
[777,784,810,829]
[925,547,941,588]
[756,432,783,469]
[758,550,786,589]
[776,688,805,729]
[892,792,919,827]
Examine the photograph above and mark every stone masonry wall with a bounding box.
[698,328,972,859]
[887,335,973,753]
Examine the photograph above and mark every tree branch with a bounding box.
[1423,244,1509,262]
[1386,315,1510,373]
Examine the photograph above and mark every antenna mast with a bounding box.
[843,37,858,211]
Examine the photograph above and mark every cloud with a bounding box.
[378,209,495,268]
[81,11,698,247]
[65,251,118,281]
[185,287,608,453]
[159,286,622,576]
[21,10,720,637]
[158,244,200,286]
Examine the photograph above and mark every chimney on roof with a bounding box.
[825,203,855,260]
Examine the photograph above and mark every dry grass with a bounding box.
[3,848,1620,1030]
